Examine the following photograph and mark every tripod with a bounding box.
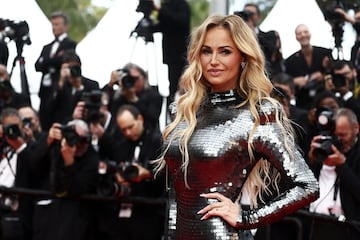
[9,39,31,105]
[129,16,159,88]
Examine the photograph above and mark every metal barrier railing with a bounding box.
[1,186,360,239]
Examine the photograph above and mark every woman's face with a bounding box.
[200,26,243,92]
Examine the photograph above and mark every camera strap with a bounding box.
[333,176,340,202]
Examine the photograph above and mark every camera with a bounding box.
[22,117,32,128]
[102,160,139,182]
[117,68,138,89]
[3,124,21,139]
[331,73,347,88]
[234,10,254,22]
[312,107,343,163]
[60,124,90,147]
[0,18,31,46]
[69,65,82,78]
[81,90,104,123]
[60,125,78,147]
[97,161,132,197]
[130,0,155,42]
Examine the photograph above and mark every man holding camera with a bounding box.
[0,107,37,240]
[31,119,99,240]
[35,11,76,130]
[105,62,162,131]
[96,104,165,240]
[308,108,360,240]
[323,59,360,119]
[39,50,99,131]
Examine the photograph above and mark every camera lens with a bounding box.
[70,65,82,78]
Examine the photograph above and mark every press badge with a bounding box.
[119,203,133,218]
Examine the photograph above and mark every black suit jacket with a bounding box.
[41,76,100,129]
[35,37,76,129]
[155,0,190,64]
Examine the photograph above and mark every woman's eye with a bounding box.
[201,48,212,54]
[220,49,231,55]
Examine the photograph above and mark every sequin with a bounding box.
[165,90,319,240]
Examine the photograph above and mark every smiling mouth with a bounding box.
[208,70,222,77]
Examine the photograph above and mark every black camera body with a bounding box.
[69,65,82,78]
[3,124,21,139]
[81,90,104,123]
[22,117,32,128]
[131,0,155,42]
[332,73,347,89]
[97,160,134,197]
[117,68,138,89]
[0,18,31,46]
[234,10,254,22]
[102,160,139,182]
[60,125,79,147]
[136,0,155,17]
[313,107,343,163]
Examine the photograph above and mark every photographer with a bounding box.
[332,7,360,81]
[40,50,99,131]
[35,11,77,131]
[18,106,42,142]
[236,4,285,77]
[150,0,190,109]
[96,104,165,240]
[0,64,31,111]
[72,91,116,161]
[285,24,333,110]
[0,108,36,240]
[104,62,162,130]
[30,119,99,240]
[323,59,360,119]
[308,108,360,240]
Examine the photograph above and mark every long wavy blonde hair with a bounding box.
[155,14,295,207]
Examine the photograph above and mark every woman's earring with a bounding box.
[241,62,246,69]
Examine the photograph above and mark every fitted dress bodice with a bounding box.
[164,90,318,240]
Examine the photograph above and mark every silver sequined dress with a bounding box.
[165,90,319,240]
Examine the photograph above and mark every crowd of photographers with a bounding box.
[0,1,360,240]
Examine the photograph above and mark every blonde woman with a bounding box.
[156,14,319,240]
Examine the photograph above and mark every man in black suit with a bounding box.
[35,11,76,130]
[31,119,99,240]
[39,50,99,130]
[96,104,165,240]
[0,108,36,240]
[152,0,190,108]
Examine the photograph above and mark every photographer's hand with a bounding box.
[61,138,76,166]
[129,162,151,183]
[47,123,62,146]
[308,135,322,163]
[324,74,335,91]
[23,125,35,142]
[59,64,70,89]
[323,145,346,167]
[108,70,120,88]
[334,8,356,25]
[72,101,85,119]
